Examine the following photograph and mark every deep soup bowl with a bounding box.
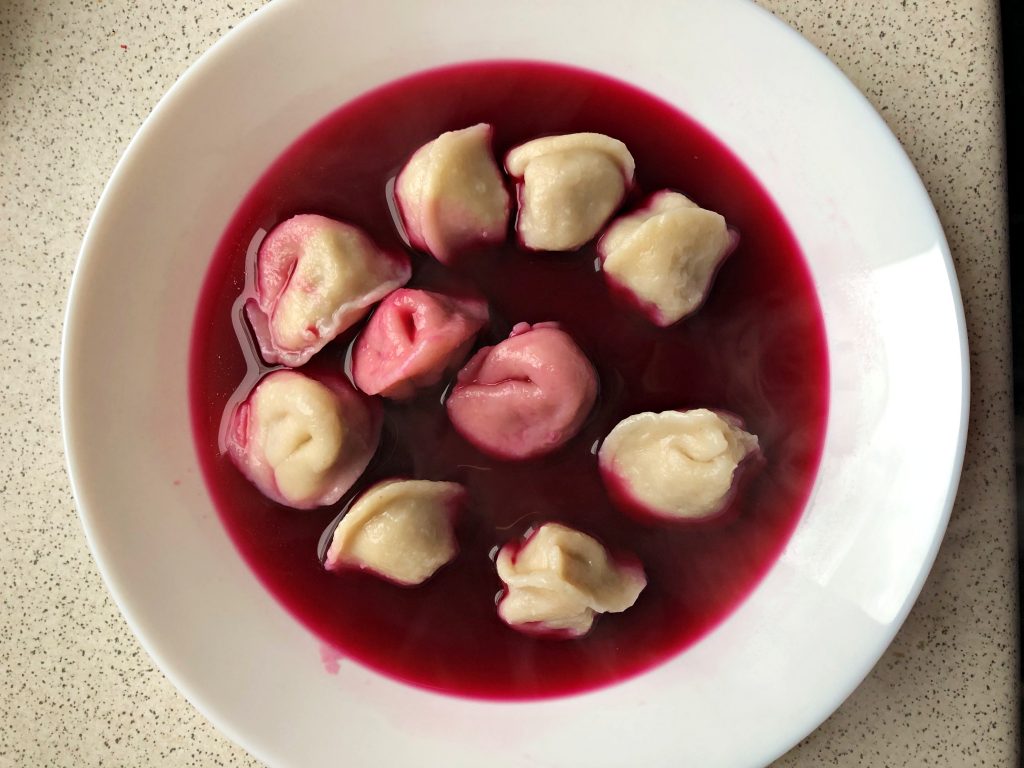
[61,1,968,766]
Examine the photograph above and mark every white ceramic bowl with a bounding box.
[61,1,968,766]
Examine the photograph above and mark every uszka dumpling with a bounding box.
[505,133,634,251]
[395,123,510,263]
[352,288,489,399]
[599,409,759,522]
[598,191,738,326]
[246,214,411,367]
[446,322,598,460]
[496,523,646,638]
[324,479,464,586]
[225,370,381,509]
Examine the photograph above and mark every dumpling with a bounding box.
[505,132,634,251]
[352,288,489,399]
[598,409,759,522]
[598,191,738,326]
[496,523,646,638]
[446,322,598,460]
[246,214,411,367]
[395,123,510,263]
[324,479,464,586]
[225,370,381,510]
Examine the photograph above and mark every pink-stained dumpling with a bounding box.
[496,523,647,638]
[446,322,598,460]
[395,123,510,263]
[352,288,489,399]
[225,369,381,510]
[324,479,464,586]
[246,214,411,367]
[598,409,759,523]
[505,133,635,252]
[598,191,738,326]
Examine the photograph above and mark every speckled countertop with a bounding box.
[0,0,1015,765]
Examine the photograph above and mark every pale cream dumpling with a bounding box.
[599,409,759,522]
[598,191,737,326]
[505,133,635,251]
[496,523,646,638]
[225,370,381,510]
[246,214,411,367]
[395,123,510,263]
[324,480,464,586]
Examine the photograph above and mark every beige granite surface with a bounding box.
[0,0,1015,765]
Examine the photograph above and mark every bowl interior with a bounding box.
[61,1,967,766]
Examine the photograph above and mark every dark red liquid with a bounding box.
[189,62,829,699]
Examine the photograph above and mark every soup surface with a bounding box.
[189,61,829,699]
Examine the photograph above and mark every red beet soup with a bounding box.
[189,61,829,699]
